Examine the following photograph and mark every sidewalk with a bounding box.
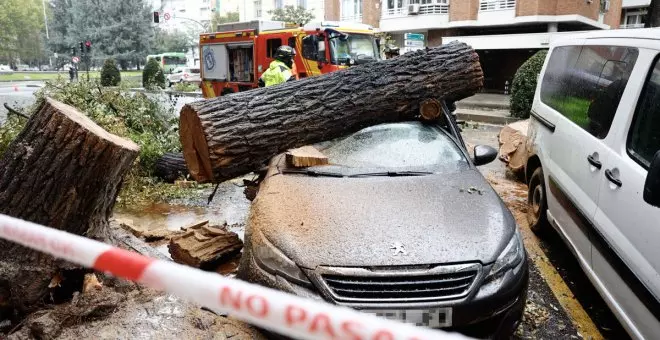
[455,93,518,125]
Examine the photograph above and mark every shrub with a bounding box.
[143,58,166,90]
[173,82,198,92]
[510,50,548,119]
[100,58,121,86]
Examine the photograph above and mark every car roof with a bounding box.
[554,28,660,46]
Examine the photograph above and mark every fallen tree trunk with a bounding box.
[153,152,188,183]
[180,41,484,182]
[0,98,139,313]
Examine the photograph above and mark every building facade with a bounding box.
[239,0,327,22]
[620,0,651,28]
[378,0,624,91]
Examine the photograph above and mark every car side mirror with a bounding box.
[643,150,660,208]
[473,145,498,166]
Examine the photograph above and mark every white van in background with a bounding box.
[524,28,660,339]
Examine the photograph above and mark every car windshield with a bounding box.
[329,33,379,65]
[301,122,468,176]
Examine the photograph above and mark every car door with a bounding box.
[539,45,638,263]
[593,53,660,339]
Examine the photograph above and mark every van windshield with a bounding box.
[329,33,379,65]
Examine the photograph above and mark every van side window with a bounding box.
[628,58,660,168]
[267,39,282,58]
[541,46,639,139]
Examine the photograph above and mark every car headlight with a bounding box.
[485,230,525,282]
[253,234,311,286]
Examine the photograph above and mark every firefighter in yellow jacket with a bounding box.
[258,45,297,87]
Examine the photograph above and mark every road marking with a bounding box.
[485,174,604,340]
[518,223,604,340]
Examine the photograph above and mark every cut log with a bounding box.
[0,98,139,313]
[286,146,329,168]
[168,222,243,269]
[180,41,484,182]
[498,120,529,174]
[154,152,189,183]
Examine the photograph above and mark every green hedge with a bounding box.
[510,50,548,119]
[142,58,166,90]
[100,58,121,86]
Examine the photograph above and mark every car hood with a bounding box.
[249,169,515,269]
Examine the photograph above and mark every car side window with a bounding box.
[267,38,282,58]
[628,57,660,168]
[540,45,639,139]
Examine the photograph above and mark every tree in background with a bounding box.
[151,29,190,54]
[210,11,239,31]
[48,0,155,70]
[510,50,548,119]
[0,0,46,66]
[647,0,659,28]
[268,6,314,25]
[101,59,121,86]
[143,58,166,90]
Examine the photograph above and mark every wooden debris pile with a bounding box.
[168,221,243,269]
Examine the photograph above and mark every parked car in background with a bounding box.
[167,67,200,87]
[16,64,29,71]
[0,65,13,74]
[238,106,529,339]
[525,28,660,339]
[39,65,50,71]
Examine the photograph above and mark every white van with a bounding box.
[525,28,660,339]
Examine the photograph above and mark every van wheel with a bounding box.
[527,167,549,233]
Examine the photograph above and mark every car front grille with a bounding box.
[315,264,480,304]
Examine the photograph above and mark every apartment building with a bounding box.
[379,0,624,91]
[239,0,327,22]
[621,0,651,28]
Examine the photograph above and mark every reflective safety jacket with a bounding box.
[258,60,295,87]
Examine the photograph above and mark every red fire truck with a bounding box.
[199,20,380,98]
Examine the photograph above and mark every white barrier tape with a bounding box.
[0,214,469,340]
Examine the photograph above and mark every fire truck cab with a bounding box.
[199,20,380,98]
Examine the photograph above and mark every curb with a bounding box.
[128,88,203,98]
[456,102,511,111]
[456,111,521,125]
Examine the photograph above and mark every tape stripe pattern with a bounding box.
[0,213,470,340]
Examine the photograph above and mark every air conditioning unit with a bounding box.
[408,4,420,14]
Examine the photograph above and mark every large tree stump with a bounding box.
[0,98,139,313]
[180,41,484,182]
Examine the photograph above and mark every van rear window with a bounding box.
[540,45,638,139]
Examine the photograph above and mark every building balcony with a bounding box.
[380,3,449,31]
[620,23,646,28]
[340,14,363,22]
[477,0,516,24]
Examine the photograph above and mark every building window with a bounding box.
[341,0,362,21]
[254,0,262,17]
[540,45,639,139]
[297,0,307,8]
[479,0,515,11]
[274,0,283,9]
[622,8,648,29]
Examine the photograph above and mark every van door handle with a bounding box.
[587,154,602,169]
[605,169,622,187]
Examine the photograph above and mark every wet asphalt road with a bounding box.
[0,82,41,123]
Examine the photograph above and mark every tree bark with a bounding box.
[0,98,139,313]
[180,41,484,183]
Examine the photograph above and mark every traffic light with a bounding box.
[85,41,91,53]
[153,11,159,23]
[79,41,84,53]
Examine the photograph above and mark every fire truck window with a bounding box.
[267,39,282,58]
[288,37,296,49]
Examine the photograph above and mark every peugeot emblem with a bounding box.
[390,242,407,256]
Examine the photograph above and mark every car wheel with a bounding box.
[527,167,549,233]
